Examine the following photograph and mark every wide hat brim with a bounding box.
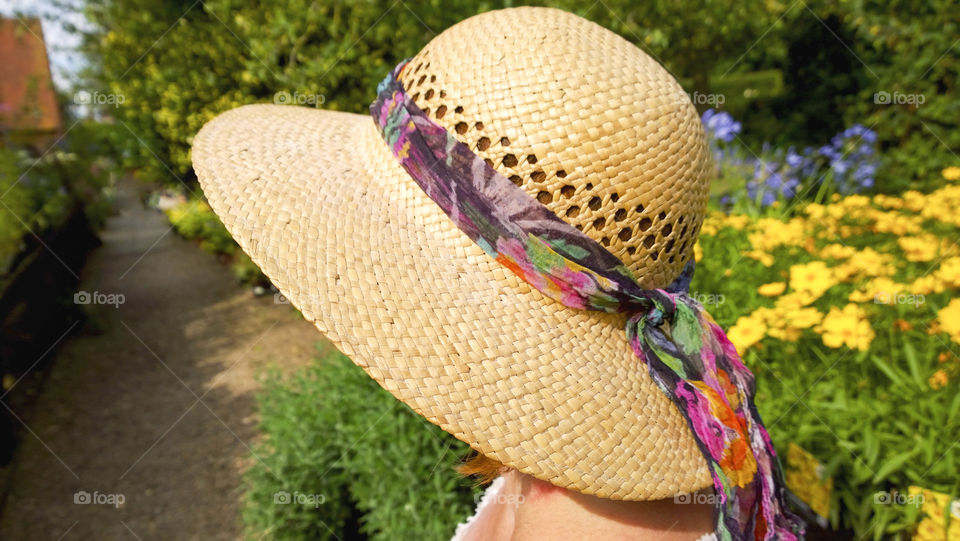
[192,103,713,500]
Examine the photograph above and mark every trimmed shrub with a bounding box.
[243,345,481,540]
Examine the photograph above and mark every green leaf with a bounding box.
[872,448,920,484]
[902,341,924,388]
[870,355,908,388]
[948,392,960,423]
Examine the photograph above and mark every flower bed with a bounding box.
[691,168,960,538]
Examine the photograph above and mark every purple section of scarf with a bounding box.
[370,59,805,540]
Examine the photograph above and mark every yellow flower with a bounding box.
[721,214,751,231]
[837,194,871,209]
[908,275,944,295]
[847,289,873,303]
[753,307,780,325]
[942,166,960,181]
[928,370,949,390]
[938,298,960,344]
[909,486,960,540]
[776,290,819,309]
[898,235,948,262]
[762,304,808,341]
[921,184,960,227]
[849,277,907,304]
[749,217,807,252]
[789,261,836,299]
[817,304,875,351]
[831,262,860,283]
[699,213,723,237]
[872,194,904,210]
[727,314,768,355]
[694,240,703,262]
[757,282,786,297]
[870,211,924,235]
[804,204,827,220]
[784,307,824,329]
[768,326,802,342]
[835,248,895,280]
[744,250,774,266]
[902,190,927,212]
[818,243,857,260]
[935,257,960,288]
[785,444,832,519]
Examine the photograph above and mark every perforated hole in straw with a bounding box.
[397,29,710,290]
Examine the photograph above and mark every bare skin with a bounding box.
[459,469,716,541]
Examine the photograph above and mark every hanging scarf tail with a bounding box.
[627,291,805,539]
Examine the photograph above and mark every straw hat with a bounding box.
[192,6,714,501]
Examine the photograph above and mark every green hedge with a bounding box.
[0,121,115,275]
[243,345,480,540]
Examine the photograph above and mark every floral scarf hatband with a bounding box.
[370,59,806,541]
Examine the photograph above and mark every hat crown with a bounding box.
[398,7,711,288]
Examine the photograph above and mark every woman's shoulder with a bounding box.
[450,476,508,541]
[451,475,720,541]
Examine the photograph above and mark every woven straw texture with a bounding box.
[192,6,714,500]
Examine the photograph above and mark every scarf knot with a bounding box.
[623,288,677,329]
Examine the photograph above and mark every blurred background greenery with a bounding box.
[77,0,957,194]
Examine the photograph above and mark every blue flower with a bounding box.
[701,109,741,143]
[702,108,879,206]
[832,160,850,176]
[786,148,804,168]
[765,172,783,190]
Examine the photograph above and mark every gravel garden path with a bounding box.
[0,181,321,540]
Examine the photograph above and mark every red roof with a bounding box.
[0,17,62,134]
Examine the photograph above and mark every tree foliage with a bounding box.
[79,0,957,192]
[78,0,784,184]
